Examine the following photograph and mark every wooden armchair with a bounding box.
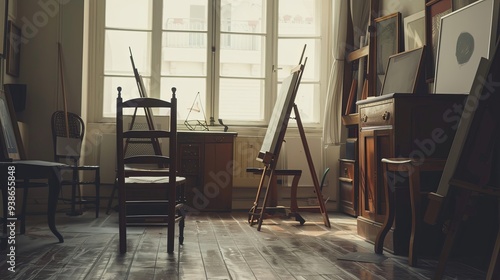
[116,86,185,254]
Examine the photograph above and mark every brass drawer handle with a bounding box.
[382,111,390,121]
[361,114,368,122]
[344,167,349,177]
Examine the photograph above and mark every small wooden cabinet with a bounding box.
[178,131,237,212]
[356,93,466,254]
[339,159,358,216]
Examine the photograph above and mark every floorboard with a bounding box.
[0,209,488,279]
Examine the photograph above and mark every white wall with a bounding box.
[15,0,85,160]
[379,0,423,17]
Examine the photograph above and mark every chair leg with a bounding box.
[167,186,176,254]
[67,167,82,216]
[375,164,396,254]
[106,181,117,215]
[20,180,30,234]
[178,207,185,245]
[95,169,100,218]
[408,166,422,267]
[118,181,127,254]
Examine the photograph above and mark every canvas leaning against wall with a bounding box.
[433,0,499,94]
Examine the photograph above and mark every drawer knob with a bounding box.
[344,168,348,177]
[382,111,390,120]
[361,114,368,122]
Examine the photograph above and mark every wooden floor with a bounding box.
[0,209,488,280]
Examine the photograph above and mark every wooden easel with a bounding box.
[428,40,500,280]
[248,46,330,231]
[126,47,162,156]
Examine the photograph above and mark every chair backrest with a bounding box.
[51,111,85,162]
[116,86,178,180]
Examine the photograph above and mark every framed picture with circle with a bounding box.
[434,0,499,93]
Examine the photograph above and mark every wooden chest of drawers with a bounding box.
[339,159,358,216]
[356,93,466,254]
[178,131,237,212]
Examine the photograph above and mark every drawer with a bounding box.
[178,133,203,143]
[359,100,394,127]
[339,159,355,180]
[180,158,200,174]
[205,134,234,143]
[179,144,201,157]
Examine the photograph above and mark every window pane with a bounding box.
[163,0,208,31]
[161,32,207,76]
[103,77,151,118]
[220,0,266,33]
[105,30,151,75]
[277,39,318,81]
[220,34,265,77]
[219,78,264,120]
[163,31,207,49]
[160,77,207,122]
[278,0,319,36]
[106,0,152,29]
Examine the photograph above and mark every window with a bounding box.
[90,0,328,127]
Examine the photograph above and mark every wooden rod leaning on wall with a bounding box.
[347,46,369,62]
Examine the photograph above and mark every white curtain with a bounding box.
[351,0,370,50]
[322,1,348,146]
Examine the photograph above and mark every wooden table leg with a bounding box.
[48,168,64,243]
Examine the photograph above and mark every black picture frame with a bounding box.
[0,0,7,58]
[6,20,21,77]
[425,0,453,83]
[380,46,426,95]
[0,89,24,160]
[373,12,402,96]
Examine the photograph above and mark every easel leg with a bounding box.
[257,170,276,231]
[248,166,268,225]
[434,188,472,280]
[293,104,330,228]
[486,198,500,280]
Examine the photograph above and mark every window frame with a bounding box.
[87,0,330,131]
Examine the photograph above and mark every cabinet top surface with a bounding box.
[356,93,467,106]
[178,130,237,136]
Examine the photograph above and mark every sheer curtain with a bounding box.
[351,0,370,50]
[322,0,370,146]
[322,1,347,146]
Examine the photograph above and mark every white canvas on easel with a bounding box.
[434,0,499,94]
[258,71,300,162]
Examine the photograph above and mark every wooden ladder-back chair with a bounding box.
[116,86,186,254]
[51,111,100,217]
